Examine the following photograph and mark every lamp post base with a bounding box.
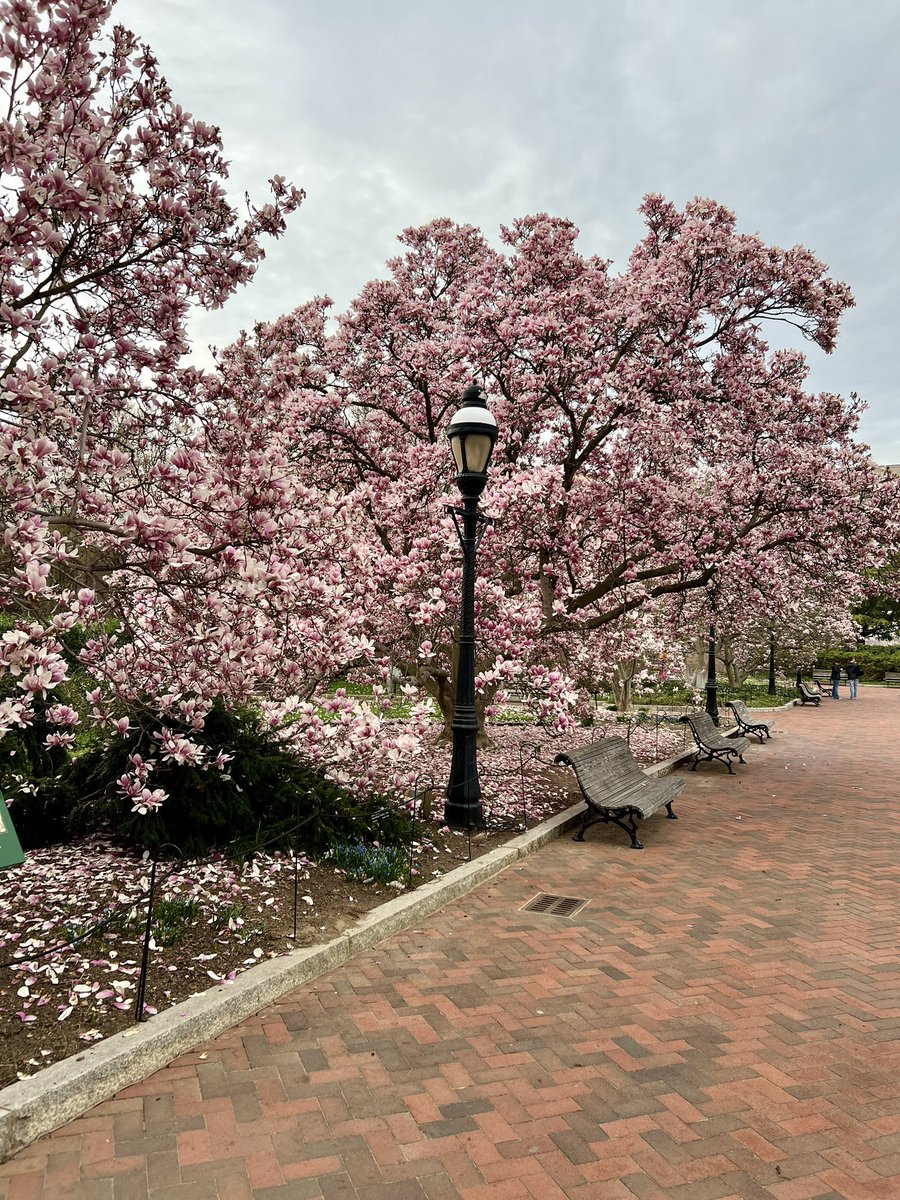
[444,719,485,830]
[443,798,485,831]
[705,623,719,726]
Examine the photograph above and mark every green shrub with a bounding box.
[13,701,412,859]
[0,616,101,840]
[815,644,900,681]
[624,681,794,708]
[716,683,795,707]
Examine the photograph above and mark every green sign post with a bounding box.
[0,791,24,871]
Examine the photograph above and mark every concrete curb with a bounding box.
[0,801,585,1160]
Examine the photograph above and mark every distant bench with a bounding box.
[680,712,750,774]
[726,700,772,742]
[554,736,683,850]
[797,682,821,706]
[884,672,900,688]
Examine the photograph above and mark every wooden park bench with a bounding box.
[812,670,833,688]
[726,700,772,742]
[797,682,821,706]
[884,672,900,688]
[680,712,750,774]
[554,736,683,850]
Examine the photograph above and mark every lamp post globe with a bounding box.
[443,384,497,830]
[448,386,498,495]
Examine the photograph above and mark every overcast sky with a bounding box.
[116,0,900,462]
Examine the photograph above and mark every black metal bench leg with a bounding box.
[573,803,608,843]
[608,813,644,849]
[664,802,677,820]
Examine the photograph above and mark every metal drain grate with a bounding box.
[521,893,588,918]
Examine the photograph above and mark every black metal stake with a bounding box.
[520,746,527,833]
[292,842,299,941]
[705,622,720,726]
[407,783,419,887]
[768,630,777,695]
[135,855,158,1023]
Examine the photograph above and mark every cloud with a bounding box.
[116,0,900,461]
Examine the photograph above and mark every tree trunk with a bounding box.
[719,636,741,687]
[612,657,636,712]
[685,637,707,690]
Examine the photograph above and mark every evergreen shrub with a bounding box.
[815,644,900,680]
[10,701,411,859]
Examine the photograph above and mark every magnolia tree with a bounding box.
[243,201,899,726]
[0,0,429,809]
[715,605,858,687]
[674,575,859,690]
[543,601,684,713]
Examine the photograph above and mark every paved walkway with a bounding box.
[2,689,899,1200]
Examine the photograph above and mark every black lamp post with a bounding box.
[768,629,777,695]
[705,621,719,726]
[443,384,497,830]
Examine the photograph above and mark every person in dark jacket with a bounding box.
[846,658,863,699]
[830,661,842,699]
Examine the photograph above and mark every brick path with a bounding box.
[2,688,899,1199]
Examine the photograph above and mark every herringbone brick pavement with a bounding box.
[2,689,899,1199]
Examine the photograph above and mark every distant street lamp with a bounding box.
[768,629,777,695]
[443,384,498,830]
[705,622,720,726]
[705,570,720,726]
